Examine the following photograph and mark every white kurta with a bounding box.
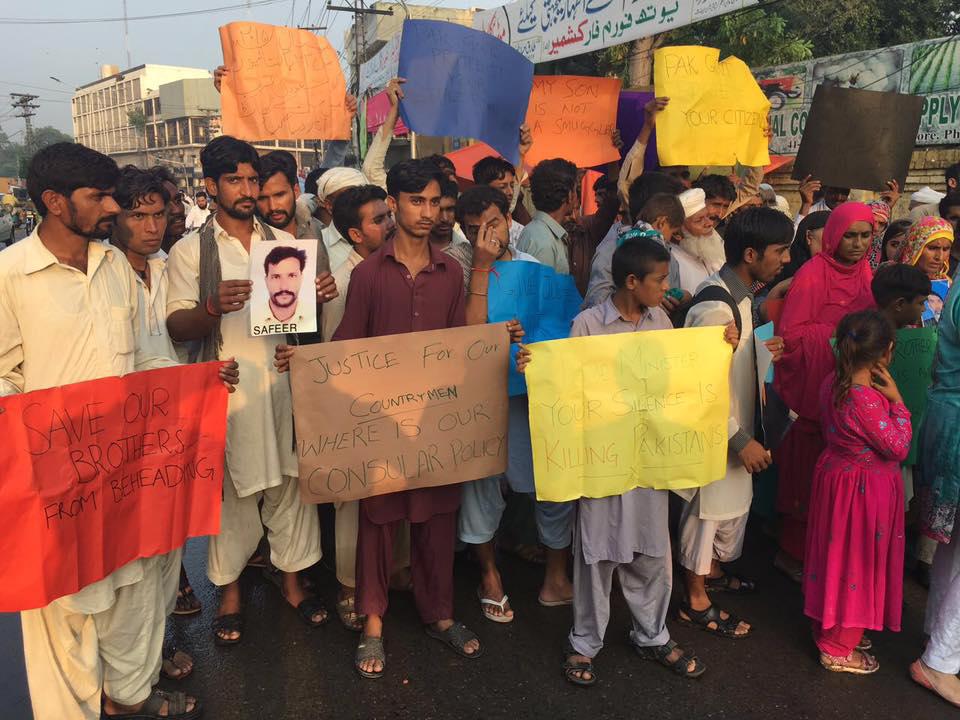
[677,273,756,521]
[322,222,355,273]
[166,217,298,497]
[322,248,363,342]
[0,229,178,718]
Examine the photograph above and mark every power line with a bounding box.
[0,81,72,95]
[0,0,287,25]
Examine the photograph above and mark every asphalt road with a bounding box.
[0,224,951,718]
[0,521,951,720]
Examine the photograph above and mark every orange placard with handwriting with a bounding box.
[524,75,621,169]
[0,363,227,611]
[219,22,351,141]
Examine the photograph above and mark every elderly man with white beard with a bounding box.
[671,188,727,296]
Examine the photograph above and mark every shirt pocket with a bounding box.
[109,305,135,357]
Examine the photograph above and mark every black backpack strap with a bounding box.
[688,284,742,338]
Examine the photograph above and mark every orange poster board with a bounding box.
[524,75,621,169]
[219,22,351,141]
[0,363,228,611]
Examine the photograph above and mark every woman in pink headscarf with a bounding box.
[773,202,877,579]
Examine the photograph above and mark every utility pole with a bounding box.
[10,93,39,158]
[325,1,393,162]
[122,0,132,68]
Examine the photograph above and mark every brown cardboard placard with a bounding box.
[290,324,509,503]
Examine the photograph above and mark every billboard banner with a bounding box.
[473,0,757,65]
[754,36,960,154]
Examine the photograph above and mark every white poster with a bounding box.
[473,0,756,64]
[360,32,401,93]
[248,238,318,337]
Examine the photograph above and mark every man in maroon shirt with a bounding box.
[333,159,482,678]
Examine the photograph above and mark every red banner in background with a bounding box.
[0,363,228,611]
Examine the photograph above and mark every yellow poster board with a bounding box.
[653,46,771,167]
[525,326,731,502]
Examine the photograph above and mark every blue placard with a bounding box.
[754,321,775,383]
[397,20,533,165]
[487,260,583,395]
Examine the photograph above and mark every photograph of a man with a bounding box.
[249,238,318,336]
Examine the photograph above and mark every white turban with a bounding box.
[316,167,369,201]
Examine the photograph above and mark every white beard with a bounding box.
[679,229,726,273]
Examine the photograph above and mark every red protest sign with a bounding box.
[0,363,228,611]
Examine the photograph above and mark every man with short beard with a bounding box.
[166,136,330,647]
[0,143,239,720]
[256,150,335,341]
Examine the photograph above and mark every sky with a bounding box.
[0,0,502,137]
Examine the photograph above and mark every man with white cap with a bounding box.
[909,186,947,221]
[672,188,726,296]
[316,167,371,272]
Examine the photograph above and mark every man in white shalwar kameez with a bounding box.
[0,143,237,719]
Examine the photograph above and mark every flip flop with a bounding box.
[477,588,514,624]
[538,595,573,607]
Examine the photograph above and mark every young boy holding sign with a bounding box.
[518,235,707,686]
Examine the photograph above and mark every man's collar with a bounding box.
[534,211,567,240]
[382,236,451,268]
[719,264,752,303]
[213,215,265,241]
[23,229,115,275]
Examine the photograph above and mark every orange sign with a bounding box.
[219,22,351,141]
[524,75,621,168]
[0,363,228,611]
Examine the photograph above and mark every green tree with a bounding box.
[778,0,955,58]
[0,126,72,178]
[667,7,813,68]
[127,107,149,167]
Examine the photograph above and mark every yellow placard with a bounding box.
[525,326,731,502]
[653,46,771,167]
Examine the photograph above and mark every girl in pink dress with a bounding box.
[803,310,912,674]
